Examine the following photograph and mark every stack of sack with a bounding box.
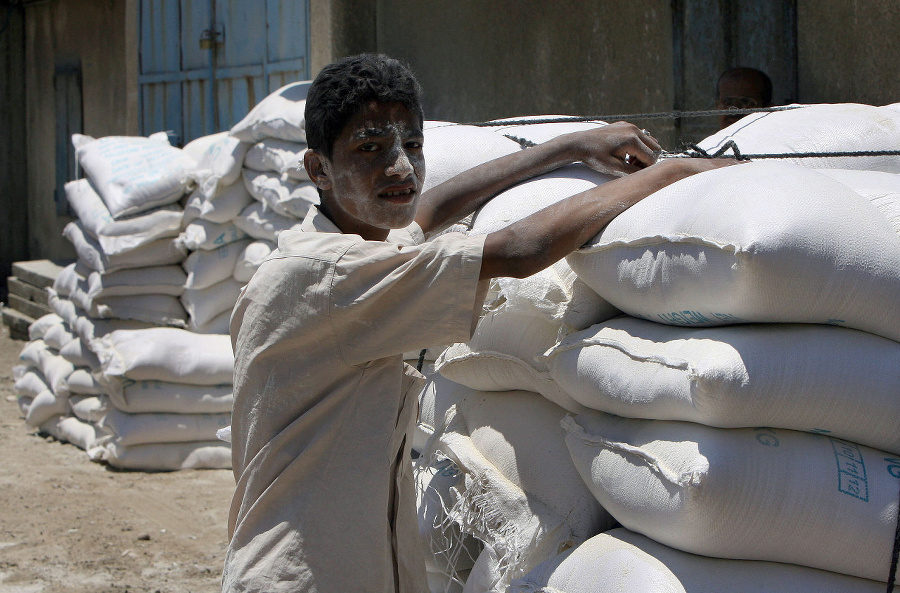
[415,103,900,592]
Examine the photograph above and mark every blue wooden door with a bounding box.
[139,0,310,146]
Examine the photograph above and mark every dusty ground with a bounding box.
[0,324,234,593]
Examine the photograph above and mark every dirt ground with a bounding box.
[0,324,235,593]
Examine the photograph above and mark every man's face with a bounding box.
[717,77,767,129]
[315,101,425,240]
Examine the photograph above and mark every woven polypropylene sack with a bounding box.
[421,123,522,193]
[544,316,900,454]
[509,528,886,593]
[815,168,900,235]
[697,102,900,172]
[567,161,900,342]
[563,412,900,583]
[230,81,310,144]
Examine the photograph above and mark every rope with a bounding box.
[662,141,900,161]
[464,104,805,127]
[888,485,900,592]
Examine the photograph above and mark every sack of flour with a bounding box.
[436,260,618,414]
[85,266,186,298]
[487,116,609,147]
[470,164,617,235]
[183,239,253,290]
[233,201,300,241]
[94,328,234,385]
[563,412,900,583]
[94,439,232,471]
[509,528,886,593]
[697,102,900,172]
[545,316,900,454]
[99,408,231,446]
[233,240,276,283]
[64,178,183,255]
[183,131,250,187]
[183,180,254,225]
[435,388,615,592]
[178,219,249,251]
[815,168,900,235]
[180,277,243,327]
[103,379,233,414]
[567,161,900,342]
[64,220,187,273]
[244,138,309,180]
[242,169,319,219]
[73,133,197,218]
[422,122,522,192]
[230,81,311,143]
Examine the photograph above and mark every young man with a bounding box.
[223,54,733,592]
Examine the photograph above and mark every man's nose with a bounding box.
[386,147,414,177]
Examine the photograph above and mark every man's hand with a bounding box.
[550,122,662,177]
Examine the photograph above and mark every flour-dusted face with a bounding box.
[316,101,425,240]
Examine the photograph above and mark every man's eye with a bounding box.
[405,141,423,150]
[360,143,379,152]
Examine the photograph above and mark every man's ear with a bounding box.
[304,150,332,191]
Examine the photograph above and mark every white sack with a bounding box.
[64,178,183,255]
[103,379,233,414]
[52,262,83,298]
[85,266,186,298]
[436,389,615,592]
[242,169,318,219]
[46,290,80,328]
[69,395,108,423]
[182,131,249,187]
[415,373,480,454]
[94,440,232,471]
[24,389,68,427]
[28,314,64,341]
[233,201,300,241]
[487,117,609,147]
[470,164,617,235]
[64,220,187,273]
[87,293,188,328]
[40,414,103,452]
[816,168,900,235]
[42,323,76,351]
[182,239,253,290]
[72,315,155,345]
[59,337,101,369]
[73,133,197,218]
[436,261,618,413]
[188,309,232,335]
[182,179,254,224]
[14,366,50,398]
[545,316,900,454]
[178,219,248,251]
[94,327,234,385]
[18,339,74,397]
[65,369,104,395]
[697,102,900,172]
[180,277,243,327]
[563,412,900,583]
[422,123,522,192]
[244,138,309,180]
[230,81,310,143]
[232,239,276,283]
[99,407,231,446]
[567,161,900,342]
[509,528,885,593]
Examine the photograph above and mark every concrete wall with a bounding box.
[0,3,28,300]
[798,0,900,105]
[23,0,137,263]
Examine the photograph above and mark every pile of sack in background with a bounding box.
[13,81,317,470]
[413,103,900,592]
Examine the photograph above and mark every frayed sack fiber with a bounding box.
[563,412,900,583]
[434,388,615,592]
[567,161,900,342]
[509,528,886,593]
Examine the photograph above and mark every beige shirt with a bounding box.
[223,206,486,593]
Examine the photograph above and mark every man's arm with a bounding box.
[414,122,661,234]
[480,157,738,280]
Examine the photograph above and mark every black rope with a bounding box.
[416,348,427,373]
[463,104,805,127]
[663,141,900,162]
[888,485,900,592]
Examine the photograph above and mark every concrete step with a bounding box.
[8,293,52,320]
[2,306,34,341]
[11,260,70,291]
[7,276,49,306]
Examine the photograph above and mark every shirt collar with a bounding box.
[297,205,424,246]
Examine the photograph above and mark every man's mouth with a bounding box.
[379,187,417,201]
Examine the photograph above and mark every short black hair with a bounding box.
[717,67,773,106]
[304,54,424,158]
